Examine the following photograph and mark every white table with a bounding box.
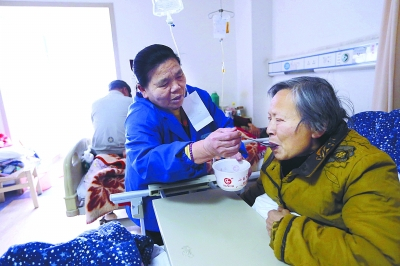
[153,189,285,266]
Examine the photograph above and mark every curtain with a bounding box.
[372,0,400,111]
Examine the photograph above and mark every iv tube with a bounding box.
[169,20,181,59]
[151,0,183,58]
[220,39,225,106]
[166,13,186,97]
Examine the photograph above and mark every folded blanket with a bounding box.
[0,159,24,176]
[85,154,126,224]
[0,221,154,266]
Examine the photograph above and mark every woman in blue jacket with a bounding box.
[125,44,248,244]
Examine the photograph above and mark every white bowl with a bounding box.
[212,159,251,192]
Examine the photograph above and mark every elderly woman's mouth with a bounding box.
[268,142,278,149]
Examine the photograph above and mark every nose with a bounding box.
[266,120,275,136]
[170,80,182,93]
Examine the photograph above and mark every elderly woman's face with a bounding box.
[266,89,322,161]
[140,58,186,111]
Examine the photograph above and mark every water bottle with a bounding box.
[211,92,219,108]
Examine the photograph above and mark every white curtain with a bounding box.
[372,0,400,111]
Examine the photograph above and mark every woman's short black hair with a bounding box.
[133,44,181,88]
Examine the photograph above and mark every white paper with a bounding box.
[182,91,213,131]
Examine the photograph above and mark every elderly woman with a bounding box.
[125,44,247,244]
[241,76,400,265]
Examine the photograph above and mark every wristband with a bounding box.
[189,142,195,161]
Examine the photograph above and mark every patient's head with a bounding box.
[268,76,353,136]
[108,80,132,97]
[266,76,354,161]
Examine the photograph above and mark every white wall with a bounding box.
[269,0,384,118]
[234,0,273,127]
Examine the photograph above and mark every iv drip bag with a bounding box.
[152,0,184,17]
[213,12,230,39]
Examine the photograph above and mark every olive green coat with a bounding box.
[241,129,400,265]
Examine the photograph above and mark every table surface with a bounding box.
[153,189,285,266]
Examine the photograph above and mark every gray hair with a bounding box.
[268,76,354,135]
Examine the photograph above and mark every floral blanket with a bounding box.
[0,221,154,266]
[84,154,127,224]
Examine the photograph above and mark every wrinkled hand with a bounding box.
[248,123,261,138]
[203,127,242,158]
[266,206,290,236]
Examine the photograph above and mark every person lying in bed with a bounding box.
[240,76,400,265]
[125,44,248,245]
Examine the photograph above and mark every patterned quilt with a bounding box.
[0,221,154,266]
[83,154,127,224]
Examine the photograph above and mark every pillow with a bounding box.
[0,145,27,161]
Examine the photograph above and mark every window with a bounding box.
[0,4,117,161]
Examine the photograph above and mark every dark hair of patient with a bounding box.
[268,76,354,135]
[133,44,181,88]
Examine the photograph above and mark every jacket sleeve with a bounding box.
[271,153,400,266]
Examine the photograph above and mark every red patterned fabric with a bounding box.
[85,154,126,224]
[236,127,266,170]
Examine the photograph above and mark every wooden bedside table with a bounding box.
[0,164,42,208]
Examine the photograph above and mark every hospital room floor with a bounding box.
[0,157,140,255]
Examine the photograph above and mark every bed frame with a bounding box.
[63,138,91,217]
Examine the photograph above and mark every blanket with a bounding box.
[0,159,24,177]
[0,221,154,266]
[84,154,126,224]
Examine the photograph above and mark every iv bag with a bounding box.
[152,0,184,17]
[212,12,230,39]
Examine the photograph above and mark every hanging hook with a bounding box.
[208,8,234,19]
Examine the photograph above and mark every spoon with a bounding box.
[245,138,272,147]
